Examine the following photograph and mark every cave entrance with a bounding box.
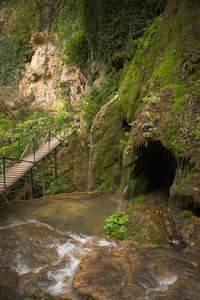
[135,141,177,196]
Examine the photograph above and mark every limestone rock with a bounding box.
[19,42,87,110]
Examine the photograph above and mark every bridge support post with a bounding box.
[18,139,20,162]
[34,131,37,149]
[54,148,57,186]
[43,157,45,197]
[30,169,34,199]
[33,139,35,163]
[48,130,51,151]
[2,157,6,188]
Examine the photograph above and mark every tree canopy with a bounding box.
[0,0,168,85]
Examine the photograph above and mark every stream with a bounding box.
[0,192,200,300]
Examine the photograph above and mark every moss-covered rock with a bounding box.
[91,0,200,207]
[91,97,129,187]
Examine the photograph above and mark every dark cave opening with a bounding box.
[122,118,131,132]
[135,141,177,196]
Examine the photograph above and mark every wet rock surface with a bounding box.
[0,193,200,300]
[0,222,76,299]
[178,216,200,252]
[73,242,200,300]
[124,192,188,250]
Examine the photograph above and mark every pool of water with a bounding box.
[0,192,119,236]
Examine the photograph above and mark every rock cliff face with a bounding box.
[91,0,200,213]
[19,40,87,110]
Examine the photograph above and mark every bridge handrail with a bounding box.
[0,124,64,149]
[0,131,45,161]
[0,126,65,189]
[0,126,50,149]
[0,127,63,161]
[35,131,49,162]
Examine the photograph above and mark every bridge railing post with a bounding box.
[59,126,61,140]
[43,157,45,197]
[54,148,57,186]
[30,168,34,199]
[2,157,6,188]
[35,131,37,149]
[18,139,20,162]
[48,130,50,151]
[33,139,35,163]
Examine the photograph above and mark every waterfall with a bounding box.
[122,167,130,201]
[88,136,93,192]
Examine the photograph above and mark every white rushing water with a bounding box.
[145,274,179,299]
[1,222,117,295]
[46,234,117,295]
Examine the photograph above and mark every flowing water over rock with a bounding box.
[73,242,200,300]
[0,192,119,299]
[0,192,200,300]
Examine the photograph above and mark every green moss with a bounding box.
[92,100,125,180]
[179,210,194,219]
[131,219,165,246]
[150,237,164,246]
[100,171,121,192]
[130,194,144,206]
[156,51,174,83]
[170,165,196,208]
[129,173,149,199]
[116,167,130,199]
[172,84,188,110]
[131,218,146,245]
[91,0,200,195]
[130,216,165,246]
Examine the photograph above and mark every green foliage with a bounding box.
[80,0,167,65]
[143,92,160,105]
[195,117,200,140]
[0,105,55,150]
[57,68,119,133]
[0,1,37,85]
[81,74,118,132]
[103,211,129,240]
[56,0,88,68]
[45,183,69,196]
[142,121,157,139]
[64,30,89,68]
[0,0,69,85]
[0,34,31,86]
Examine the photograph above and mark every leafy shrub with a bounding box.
[103,211,129,239]
[195,117,200,140]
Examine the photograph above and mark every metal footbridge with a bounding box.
[0,128,66,198]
